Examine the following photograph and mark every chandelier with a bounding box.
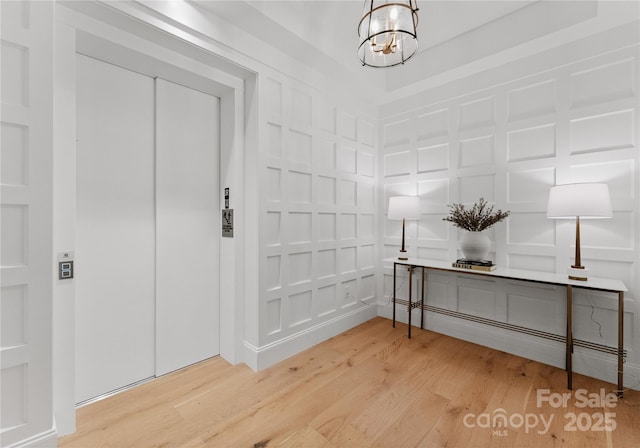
[358,0,419,68]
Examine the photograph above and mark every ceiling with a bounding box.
[192,1,637,97]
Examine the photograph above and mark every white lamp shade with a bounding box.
[546,183,612,219]
[388,196,420,220]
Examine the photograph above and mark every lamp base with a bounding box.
[398,249,408,261]
[568,266,588,281]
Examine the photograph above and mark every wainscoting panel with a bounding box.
[379,40,639,387]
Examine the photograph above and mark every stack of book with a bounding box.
[452,259,496,271]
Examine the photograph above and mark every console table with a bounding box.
[385,257,627,397]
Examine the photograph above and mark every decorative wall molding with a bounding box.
[378,36,639,388]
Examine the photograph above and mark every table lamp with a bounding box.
[388,196,421,260]
[546,183,612,280]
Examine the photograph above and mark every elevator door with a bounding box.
[76,54,156,403]
[155,78,220,375]
[76,56,221,403]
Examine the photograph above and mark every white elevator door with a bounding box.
[76,54,156,403]
[155,79,220,375]
[76,57,221,403]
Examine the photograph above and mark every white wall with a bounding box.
[378,21,640,388]
[1,1,56,446]
[248,69,379,369]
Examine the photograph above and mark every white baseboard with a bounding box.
[378,304,640,392]
[4,429,57,448]
[243,305,377,371]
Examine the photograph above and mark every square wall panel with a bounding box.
[266,298,282,335]
[1,205,27,267]
[0,364,27,429]
[341,213,357,240]
[458,175,495,203]
[339,111,357,141]
[289,290,312,327]
[570,160,635,202]
[570,59,635,108]
[570,109,635,154]
[266,255,281,291]
[458,96,495,131]
[507,168,555,204]
[342,279,357,307]
[359,214,374,239]
[358,151,375,177]
[317,175,336,205]
[266,211,281,246]
[267,123,282,159]
[317,284,337,317]
[507,80,555,122]
[288,252,312,286]
[341,246,357,274]
[340,145,357,173]
[359,244,374,269]
[291,89,311,130]
[318,213,336,242]
[358,181,375,209]
[360,274,375,301]
[340,179,357,207]
[384,118,411,147]
[384,150,411,177]
[313,97,336,133]
[358,119,375,147]
[318,249,337,279]
[1,122,28,186]
[459,135,494,168]
[288,171,312,203]
[458,282,496,319]
[264,78,281,123]
[288,212,312,244]
[288,130,312,166]
[507,213,555,246]
[418,178,449,210]
[507,124,556,162]
[1,285,27,347]
[507,294,557,333]
[266,167,281,202]
[418,215,449,241]
[417,109,448,140]
[581,212,633,250]
[1,41,28,107]
[417,143,448,173]
[313,138,336,170]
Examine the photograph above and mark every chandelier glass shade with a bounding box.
[358,0,419,68]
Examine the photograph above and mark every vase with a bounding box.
[460,230,491,261]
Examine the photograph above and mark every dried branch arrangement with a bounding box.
[443,198,510,232]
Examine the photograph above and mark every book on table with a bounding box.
[452,259,496,271]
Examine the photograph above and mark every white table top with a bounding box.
[383,257,627,293]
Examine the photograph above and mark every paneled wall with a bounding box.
[1,1,56,446]
[380,39,639,385]
[257,73,378,362]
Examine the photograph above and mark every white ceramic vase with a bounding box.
[460,230,491,261]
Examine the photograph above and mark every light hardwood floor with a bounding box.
[60,317,640,447]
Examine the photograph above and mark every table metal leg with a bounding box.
[420,267,425,330]
[392,263,397,328]
[566,285,573,390]
[408,266,413,338]
[618,291,624,398]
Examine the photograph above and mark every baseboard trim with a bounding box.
[243,305,377,371]
[4,428,57,448]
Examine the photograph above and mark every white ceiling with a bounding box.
[192,1,637,97]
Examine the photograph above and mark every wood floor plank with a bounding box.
[59,317,640,448]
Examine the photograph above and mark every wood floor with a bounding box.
[59,317,640,448]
